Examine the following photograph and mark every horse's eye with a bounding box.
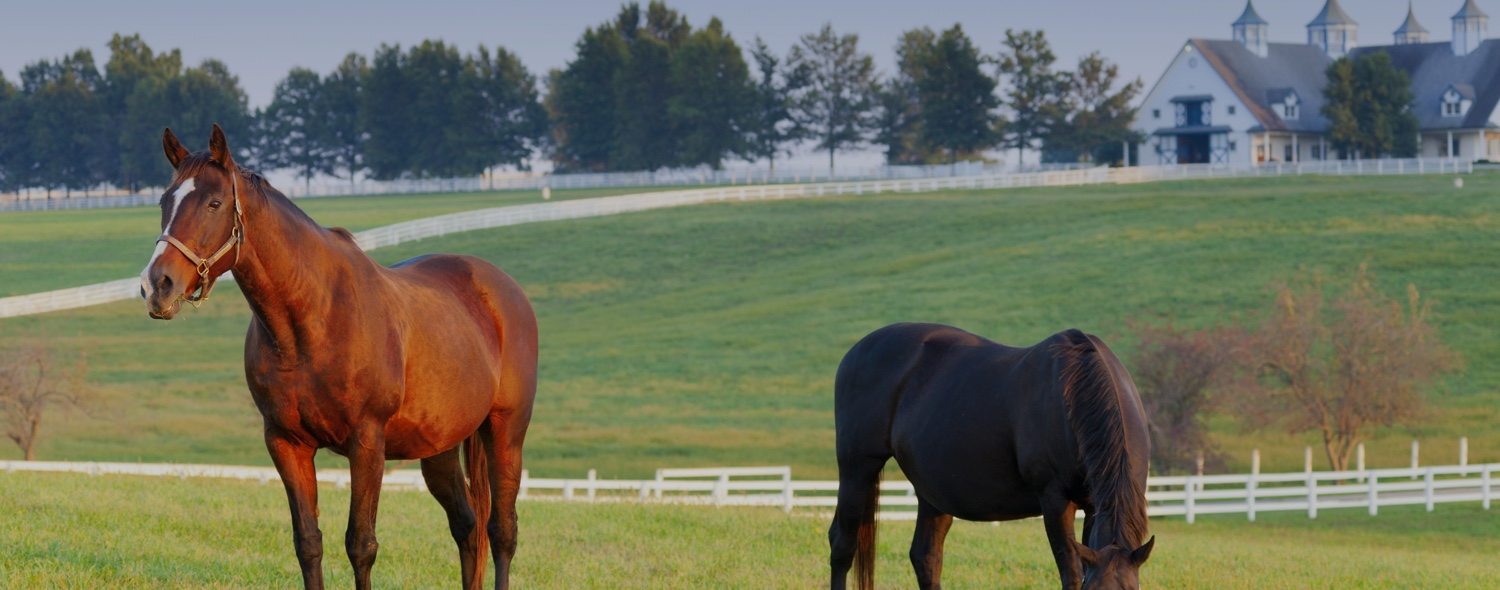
[209,200,223,210]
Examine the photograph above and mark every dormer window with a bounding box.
[1267,88,1300,121]
[1441,85,1472,118]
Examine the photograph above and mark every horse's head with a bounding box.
[1078,535,1154,590]
[140,124,244,320]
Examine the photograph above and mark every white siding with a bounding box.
[1133,42,1262,166]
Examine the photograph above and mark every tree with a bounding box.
[546,23,627,171]
[321,53,368,186]
[258,68,332,191]
[163,59,252,163]
[786,23,877,173]
[873,28,934,165]
[1130,321,1239,474]
[103,34,182,192]
[996,29,1066,168]
[455,46,548,174]
[1226,265,1457,471]
[0,338,89,461]
[0,70,19,193]
[914,24,1000,164]
[745,38,805,173]
[1044,52,1143,165]
[20,49,109,197]
[1322,52,1418,159]
[611,2,687,171]
[668,17,753,169]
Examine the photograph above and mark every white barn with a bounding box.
[1134,0,1500,165]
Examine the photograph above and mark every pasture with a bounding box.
[1,174,1499,478]
[1,471,1496,588]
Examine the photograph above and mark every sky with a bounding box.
[0,0,1473,171]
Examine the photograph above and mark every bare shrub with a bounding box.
[0,337,90,461]
[1130,321,1239,474]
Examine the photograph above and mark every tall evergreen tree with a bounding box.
[546,24,627,171]
[874,28,934,165]
[915,24,1000,164]
[1323,52,1418,158]
[612,2,687,171]
[454,45,548,174]
[321,53,368,185]
[786,23,877,173]
[163,59,251,162]
[20,50,108,197]
[996,29,1066,168]
[745,37,805,173]
[103,34,181,192]
[258,68,331,190]
[404,40,469,177]
[668,17,753,169]
[0,71,19,192]
[363,44,414,180]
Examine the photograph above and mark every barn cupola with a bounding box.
[1452,0,1489,56]
[1394,3,1430,45]
[1308,0,1359,58]
[1233,0,1270,57]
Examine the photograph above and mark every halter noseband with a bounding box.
[155,170,244,308]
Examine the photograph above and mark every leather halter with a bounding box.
[155,169,244,307]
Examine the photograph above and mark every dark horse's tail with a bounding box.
[853,476,879,590]
[464,433,493,576]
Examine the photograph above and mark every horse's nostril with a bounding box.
[139,285,147,299]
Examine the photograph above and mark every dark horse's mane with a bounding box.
[172,153,357,245]
[1056,331,1149,545]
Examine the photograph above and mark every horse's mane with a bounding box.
[1056,330,1149,546]
[176,154,356,246]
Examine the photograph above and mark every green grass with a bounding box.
[0,185,675,296]
[1,471,1496,589]
[3,174,1500,479]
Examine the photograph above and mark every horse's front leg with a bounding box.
[1040,494,1083,590]
[345,422,387,590]
[267,432,325,590]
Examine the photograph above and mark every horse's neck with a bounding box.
[233,186,358,354]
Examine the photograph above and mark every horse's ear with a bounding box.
[162,128,189,168]
[1130,535,1155,566]
[208,123,234,168]
[1075,541,1099,566]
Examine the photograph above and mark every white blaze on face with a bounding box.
[140,177,197,300]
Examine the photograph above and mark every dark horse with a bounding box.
[140,125,537,590]
[830,323,1154,590]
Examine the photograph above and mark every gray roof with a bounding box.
[1308,0,1357,27]
[1191,39,1334,132]
[1234,1,1268,27]
[1265,87,1299,104]
[1396,5,1428,35]
[1350,40,1500,129]
[1453,0,1488,20]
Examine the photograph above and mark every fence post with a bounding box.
[1424,468,1435,512]
[1484,465,1492,510]
[1411,440,1420,479]
[783,477,794,513]
[587,469,597,501]
[519,469,529,500]
[714,474,729,506]
[1304,446,1313,474]
[1307,472,1318,519]
[1185,478,1196,524]
[1247,449,1260,522]
[1460,437,1468,466]
[1357,443,1366,483]
[1367,472,1378,516]
[1195,452,1205,491]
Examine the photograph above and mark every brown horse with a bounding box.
[140,124,537,590]
[830,323,1154,590]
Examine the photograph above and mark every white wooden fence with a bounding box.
[3,459,1493,523]
[0,158,1475,319]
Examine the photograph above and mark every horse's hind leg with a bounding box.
[421,447,483,590]
[829,454,886,590]
[909,498,954,590]
[486,412,529,590]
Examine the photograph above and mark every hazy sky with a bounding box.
[0,0,1465,109]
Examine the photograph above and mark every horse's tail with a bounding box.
[854,475,880,590]
[463,432,492,573]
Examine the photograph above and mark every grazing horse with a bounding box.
[829,323,1154,590]
[140,125,537,590]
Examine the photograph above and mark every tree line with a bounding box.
[0,2,1142,196]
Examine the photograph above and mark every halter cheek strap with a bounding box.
[155,172,244,308]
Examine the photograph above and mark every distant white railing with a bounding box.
[3,460,1493,522]
[0,158,1474,319]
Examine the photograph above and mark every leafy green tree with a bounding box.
[258,68,331,191]
[546,24,627,171]
[612,2,687,171]
[745,37,805,173]
[102,34,181,192]
[915,24,1000,164]
[20,50,108,197]
[873,28,934,165]
[996,29,1066,167]
[0,71,19,192]
[1322,52,1418,159]
[163,59,251,162]
[362,43,415,180]
[321,53,368,186]
[404,40,469,177]
[668,17,753,169]
[786,23,877,173]
[1043,52,1142,164]
[453,45,548,174]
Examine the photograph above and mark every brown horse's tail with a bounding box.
[855,476,879,590]
[463,433,492,575]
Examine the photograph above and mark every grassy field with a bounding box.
[2,174,1499,478]
[0,185,674,296]
[1,471,1496,589]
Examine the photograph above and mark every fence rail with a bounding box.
[0,158,1475,319]
[3,460,1493,522]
